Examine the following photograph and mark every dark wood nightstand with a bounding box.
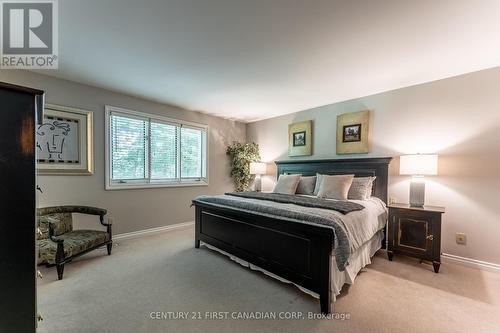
[387,203,445,273]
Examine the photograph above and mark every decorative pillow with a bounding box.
[273,174,301,195]
[295,176,317,195]
[316,174,354,200]
[313,173,324,196]
[348,176,377,200]
[366,178,375,198]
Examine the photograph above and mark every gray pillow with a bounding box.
[316,174,354,200]
[348,176,377,200]
[313,173,324,196]
[296,176,316,195]
[273,174,301,194]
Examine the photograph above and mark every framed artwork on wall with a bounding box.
[288,120,312,156]
[36,104,94,175]
[336,110,370,154]
[342,124,361,142]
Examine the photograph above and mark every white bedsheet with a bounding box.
[201,197,387,305]
[299,195,388,252]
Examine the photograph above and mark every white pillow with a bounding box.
[316,174,354,200]
[273,174,301,194]
[348,176,377,200]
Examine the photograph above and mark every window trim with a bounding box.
[105,105,209,190]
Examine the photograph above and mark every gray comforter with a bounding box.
[192,194,387,272]
[225,191,364,214]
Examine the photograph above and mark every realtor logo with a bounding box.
[1,0,58,68]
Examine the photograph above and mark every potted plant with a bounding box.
[226,142,261,192]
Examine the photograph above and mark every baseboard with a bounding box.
[115,224,499,274]
[113,221,194,241]
[442,253,500,274]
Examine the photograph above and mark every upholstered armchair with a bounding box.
[37,206,113,280]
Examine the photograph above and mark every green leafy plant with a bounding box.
[226,142,261,192]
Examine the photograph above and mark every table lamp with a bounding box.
[250,162,267,192]
[399,154,438,207]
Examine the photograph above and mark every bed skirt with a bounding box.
[202,229,384,304]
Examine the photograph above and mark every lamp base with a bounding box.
[409,178,425,207]
[254,175,262,192]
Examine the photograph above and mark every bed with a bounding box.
[192,157,392,313]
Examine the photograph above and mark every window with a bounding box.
[105,106,208,189]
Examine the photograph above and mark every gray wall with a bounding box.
[247,67,500,265]
[0,70,246,235]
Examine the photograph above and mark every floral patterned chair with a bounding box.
[37,206,112,280]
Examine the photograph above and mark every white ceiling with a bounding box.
[39,0,500,122]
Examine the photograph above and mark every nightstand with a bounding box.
[387,203,445,273]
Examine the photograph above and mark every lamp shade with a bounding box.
[249,162,267,175]
[400,154,438,176]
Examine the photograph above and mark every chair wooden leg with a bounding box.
[56,263,64,280]
[54,240,65,280]
[107,243,112,255]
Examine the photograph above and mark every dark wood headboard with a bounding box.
[275,157,393,203]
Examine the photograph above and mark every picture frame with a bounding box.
[293,131,306,146]
[336,111,369,154]
[36,104,94,175]
[288,120,312,156]
[342,124,362,143]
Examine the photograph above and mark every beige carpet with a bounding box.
[37,227,500,333]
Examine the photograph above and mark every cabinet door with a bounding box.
[392,210,434,259]
[0,83,43,333]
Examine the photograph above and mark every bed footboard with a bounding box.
[194,202,333,314]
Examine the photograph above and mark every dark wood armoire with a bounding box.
[0,81,44,332]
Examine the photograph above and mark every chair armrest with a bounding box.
[100,217,112,236]
[37,215,63,241]
[38,206,107,217]
[46,221,65,265]
[37,216,58,224]
[47,221,64,244]
[102,218,112,226]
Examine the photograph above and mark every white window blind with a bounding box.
[110,114,148,181]
[150,121,177,180]
[106,106,208,189]
[181,126,203,179]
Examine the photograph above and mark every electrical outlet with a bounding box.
[456,233,467,245]
[108,217,114,225]
[389,197,397,204]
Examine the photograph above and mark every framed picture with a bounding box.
[288,120,312,156]
[342,124,361,142]
[336,111,369,154]
[36,104,94,175]
[293,131,306,146]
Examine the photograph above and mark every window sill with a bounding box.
[105,180,209,191]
